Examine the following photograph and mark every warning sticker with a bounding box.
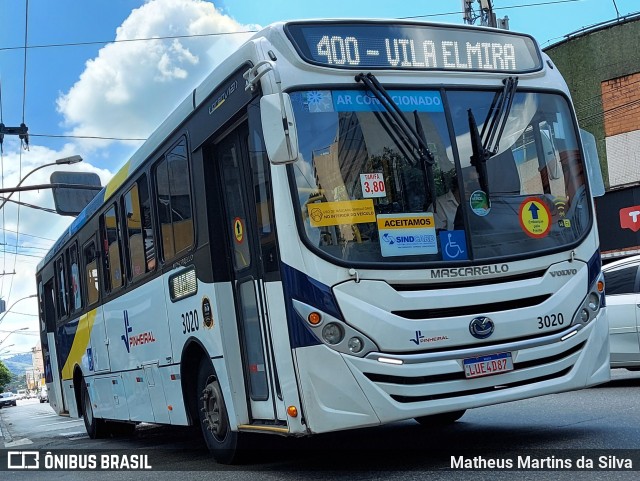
[233,217,244,243]
[308,199,375,227]
[377,213,437,257]
[519,197,551,238]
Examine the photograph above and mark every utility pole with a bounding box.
[462,0,509,29]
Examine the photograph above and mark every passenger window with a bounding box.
[124,177,155,280]
[83,241,100,305]
[101,204,123,291]
[139,177,156,271]
[55,256,68,319]
[69,243,82,312]
[154,137,193,262]
[604,265,639,295]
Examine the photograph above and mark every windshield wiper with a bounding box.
[468,76,518,197]
[355,72,436,212]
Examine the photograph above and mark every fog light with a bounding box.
[588,293,599,311]
[322,323,344,345]
[347,337,363,353]
[580,308,590,323]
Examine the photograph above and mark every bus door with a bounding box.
[216,123,284,422]
[41,278,65,413]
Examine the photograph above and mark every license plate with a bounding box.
[463,352,513,379]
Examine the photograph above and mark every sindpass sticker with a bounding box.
[377,213,437,257]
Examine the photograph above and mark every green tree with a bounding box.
[0,361,11,391]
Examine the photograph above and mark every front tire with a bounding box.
[415,409,466,427]
[197,358,243,464]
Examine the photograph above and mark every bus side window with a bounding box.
[101,204,124,292]
[83,241,100,306]
[154,137,193,262]
[124,177,155,281]
[69,242,82,312]
[55,255,68,319]
[138,176,156,271]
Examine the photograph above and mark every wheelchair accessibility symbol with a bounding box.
[439,230,468,260]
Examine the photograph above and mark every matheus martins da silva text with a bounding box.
[451,455,633,470]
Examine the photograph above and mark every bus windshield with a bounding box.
[289,88,591,265]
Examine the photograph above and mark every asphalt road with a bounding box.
[2,369,640,480]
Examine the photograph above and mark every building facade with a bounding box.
[545,13,640,258]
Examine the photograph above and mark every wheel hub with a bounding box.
[201,378,226,440]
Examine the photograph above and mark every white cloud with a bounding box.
[1,0,260,362]
[0,140,113,360]
[56,0,258,148]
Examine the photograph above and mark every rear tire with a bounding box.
[415,409,466,427]
[81,379,107,439]
[197,358,243,464]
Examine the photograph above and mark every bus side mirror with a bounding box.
[260,93,299,164]
[580,129,605,197]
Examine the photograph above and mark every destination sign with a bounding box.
[285,22,541,73]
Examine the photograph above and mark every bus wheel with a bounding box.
[414,409,466,427]
[81,379,107,439]
[197,358,241,464]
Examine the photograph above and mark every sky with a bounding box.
[0,0,636,360]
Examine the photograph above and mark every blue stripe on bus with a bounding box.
[281,264,343,349]
[587,249,604,307]
[56,318,80,377]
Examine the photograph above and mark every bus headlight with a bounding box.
[292,299,379,357]
[322,323,344,344]
[348,337,364,353]
[579,308,590,323]
[572,273,604,326]
[587,293,599,311]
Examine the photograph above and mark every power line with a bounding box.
[0,29,257,52]
[0,228,55,242]
[399,0,584,20]
[0,1,589,53]
[0,243,49,252]
[30,133,146,141]
[0,248,42,259]
[0,249,42,259]
[0,196,57,214]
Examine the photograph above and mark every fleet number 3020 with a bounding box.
[182,310,199,334]
[537,313,564,329]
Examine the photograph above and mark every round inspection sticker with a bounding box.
[519,197,551,238]
[469,190,491,216]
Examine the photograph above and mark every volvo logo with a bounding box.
[469,316,495,339]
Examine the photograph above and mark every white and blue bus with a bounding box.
[37,19,609,463]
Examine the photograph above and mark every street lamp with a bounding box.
[0,155,83,211]
[0,344,15,357]
[0,294,37,325]
[0,326,29,348]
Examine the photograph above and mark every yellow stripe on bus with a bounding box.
[104,160,131,201]
[61,309,98,381]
